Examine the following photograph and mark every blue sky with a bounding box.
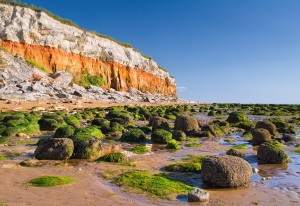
[17,0,300,103]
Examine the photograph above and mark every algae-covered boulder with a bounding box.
[166,139,180,150]
[71,126,105,160]
[174,115,199,135]
[201,124,216,136]
[172,130,187,141]
[72,136,102,160]
[34,138,74,160]
[257,141,289,164]
[63,115,81,127]
[201,155,252,188]
[255,120,278,136]
[282,134,298,142]
[251,128,272,146]
[149,116,170,131]
[151,129,172,144]
[98,152,127,163]
[120,128,147,143]
[226,148,245,158]
[226,112,247,123]
[38,118,61,131]
[53,125,75,138]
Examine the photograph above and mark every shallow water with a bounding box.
[1,125,300,205]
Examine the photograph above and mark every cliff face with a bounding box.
[0,3,176,96]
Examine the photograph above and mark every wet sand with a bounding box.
[0,99,187,112]
[1,137,300,206]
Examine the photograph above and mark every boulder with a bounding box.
[257,142,289,164]
[56,93,67,98]
[51,71,73,88]
[255,121,277,136]
[251,128,272,146]
[282,134,298,142]
[226,148,245,158]
[149,116,170,131]
[201,124,216,136]
[226,112,247,123]
[172,130,187,141]
[53,125,75,138]
[72,84,86,92]
[120,128,147,143]
[34,138,74,160]
[72,136,102,160]
[151,129,172,144]
[174,115,199,135]
[188,188,209,202]
[201,155,252,188]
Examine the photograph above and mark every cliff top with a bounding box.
[0,0,168,72]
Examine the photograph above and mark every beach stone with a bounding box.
[201,124,217,136]
[172,130,187,141]
[201,155,252,188]
[251,128,272,146]
[51,71,73,88]
[257,142,289,164]
[226,148,245,158]
[72,137,102,160]
[282,134,298,142]
[188,188,209,202]
[256,121,278,136]
[151,129,172,144]
[149,116,170,131]
[34,138,74,160]
[174,115,199,135]
[56,93,67,98]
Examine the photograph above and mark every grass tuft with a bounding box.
[26,58,47,72]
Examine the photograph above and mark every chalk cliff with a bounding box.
[0,2,176,96]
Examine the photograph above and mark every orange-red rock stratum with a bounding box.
[0,40,176,96]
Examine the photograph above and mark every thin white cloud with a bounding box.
[177,86,188,92]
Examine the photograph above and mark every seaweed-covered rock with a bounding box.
[226,112,247,123]
[251,128,272,146]
[255,121,277,136]
[166,139,180,150]
[282,134,298,142]
[91,118,110,127]
[34,138,74,160]
[201,124,216,136]
[149,116,170,131]
[172,130,187,141]
[71,127,105,160]
[53,125,75,138]
[194,131,213,138]
[174,115,199,135]
[257,142,289,164]
[201,155,252,188]
[120,128,146,143]
[98,152,127,163]
[63,116,81,127]
[226,148,245,158]
[151,129,172,144]
[72,136,102,160]
[38,118,59,131]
